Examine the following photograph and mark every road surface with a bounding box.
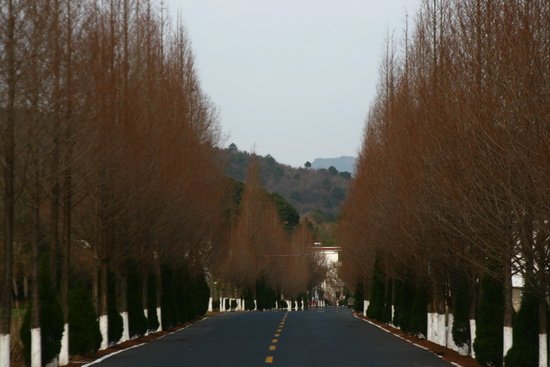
[90,307,452,367]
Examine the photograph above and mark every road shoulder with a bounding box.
[353,313,482,367]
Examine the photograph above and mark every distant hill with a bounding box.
[311,156,356,174]
[223,145,351,219]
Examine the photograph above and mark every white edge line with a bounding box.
[82,343,145,367]
[82,317,208,366]
[353,315,464,367]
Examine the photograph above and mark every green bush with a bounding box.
[410,285,427,336]
[68,287,101,355]
[107,273,123,344]
[160,265,177,328]
[353,281,365,313]
[394,279,416,332]
[381,280,393,323]
[367,256,385,320]
[21,269,64,366]
[127,265,147,337]
[147,273,159,331]
[504,287,539,367]
[451,271,471,347]
[255,274,277,310]
[243,287,255,310]
[474,274,503,367]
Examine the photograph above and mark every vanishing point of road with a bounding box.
[89,307,453,367]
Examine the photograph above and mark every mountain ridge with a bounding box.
[311,156,356,174]
[224,145,351,219]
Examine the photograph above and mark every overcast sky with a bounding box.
[165,0,421,167]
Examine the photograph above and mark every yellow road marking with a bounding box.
[277,329,282,332]
[274,333,280,337]
[265,356,274,363]
[272,338,278,343]
[269,345,276,351]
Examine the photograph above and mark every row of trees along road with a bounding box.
[212,159,326,311]
[338,0,549,366]
[0,1,228,366]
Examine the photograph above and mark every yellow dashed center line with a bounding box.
[265,314,288,364]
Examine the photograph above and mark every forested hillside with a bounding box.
[223,145,351,219]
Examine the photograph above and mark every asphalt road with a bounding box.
[90,307,453,367]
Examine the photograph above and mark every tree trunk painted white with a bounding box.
[287,300,291,312]
[120,312,129,342]
[503,326,513,360]
[391,305,395,324]
[301,300,304,310]
[539,334,547,367]
[438,313,447,346]
[220,298,224,312]
[434,313,441,345]
[59,323,69,365]
[144,309,149,336]
[294,301,298,310]
[275,301,278,309]
[241,299,245,311]
[427,312,434,342]
[469,319,477,358]
[31,327,41,367]
[100,314,108,350]
[156,307,162,332]
[208,297,213,312]
[254,300,257,311]
[0,334,9,367]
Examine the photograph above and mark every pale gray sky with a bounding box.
[165,0,421,167]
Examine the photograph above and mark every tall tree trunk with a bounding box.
[59,178,71,364]
[59,4,73,361]
[117,266,129,342]
[59,133,72,365]
[1,1,17,365]
[31,177,42,367]
[539,286,548,367]
[154,251,162,332]
[469,275,479,358]
[99,258,109,349]
[503,241,514,360]
[49,180,59,287]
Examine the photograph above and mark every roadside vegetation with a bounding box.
[0,1,320,366]
[338,1,549,366]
